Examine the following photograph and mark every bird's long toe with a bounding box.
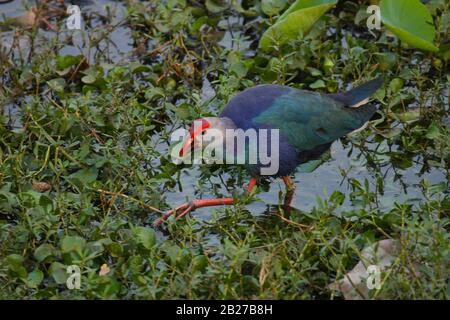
[175,202,196,220]
[154,202,193,226]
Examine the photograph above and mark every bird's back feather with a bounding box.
[219,78,383,176]
[251,88,378,152]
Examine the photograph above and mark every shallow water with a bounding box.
[0,0,132,62]
[1,0,447,223]
[162,137,447,221]
[1,0,132,127]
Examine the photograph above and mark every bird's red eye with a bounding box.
[189,119,210,138]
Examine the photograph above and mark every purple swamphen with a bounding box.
[155,77,383,226]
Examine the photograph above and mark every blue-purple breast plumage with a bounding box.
[219,77,383,177]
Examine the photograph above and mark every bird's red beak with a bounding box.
[179,136,194,157]
[179,119,211,157]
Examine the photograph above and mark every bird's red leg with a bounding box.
[154,177,258,226]
[282,176,296,212]
[247,176,258,193]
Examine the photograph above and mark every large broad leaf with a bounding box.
[259,0,337,51]
[380,0,438,52]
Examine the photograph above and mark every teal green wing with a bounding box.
[253,89,376,152]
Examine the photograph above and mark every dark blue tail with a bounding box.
[328,77,384,107]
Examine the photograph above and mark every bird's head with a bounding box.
[179,117,235,157]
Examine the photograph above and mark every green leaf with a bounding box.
[6,254,24,272]
[192,255,208,272]
[380,0,438,52]
[329,191,345,206]
[134,226,156,250]
[0,190,18,211]
[230,61,248,78]
[191,16,208,32]
[354,7,370,26]
[173,103,193,120]
[261,0,287,16]
[47,78,66,93]
[388,78,404,93]
[375,52,398,71]
[309,79,326,89]
[81,74,97,84]
[429,182,447,194]
[308,67,322,77]
[61,235,86,254]
[437,43,450,62]
[67,167,98,190]
[56,55,84,70]
[425,123,441,139]
[395,109,421,124]
[34,243,56,262]
[49,262,68,284]
[107,242,123,257]
[129,62,151,74]
[259,0,337,50]
[205,0,229,13]
[145,87,165,101]
[27,269,44,288]
[81,67,103,85]
[378,127,402,139]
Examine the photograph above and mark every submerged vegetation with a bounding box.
[0,0,448,299]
